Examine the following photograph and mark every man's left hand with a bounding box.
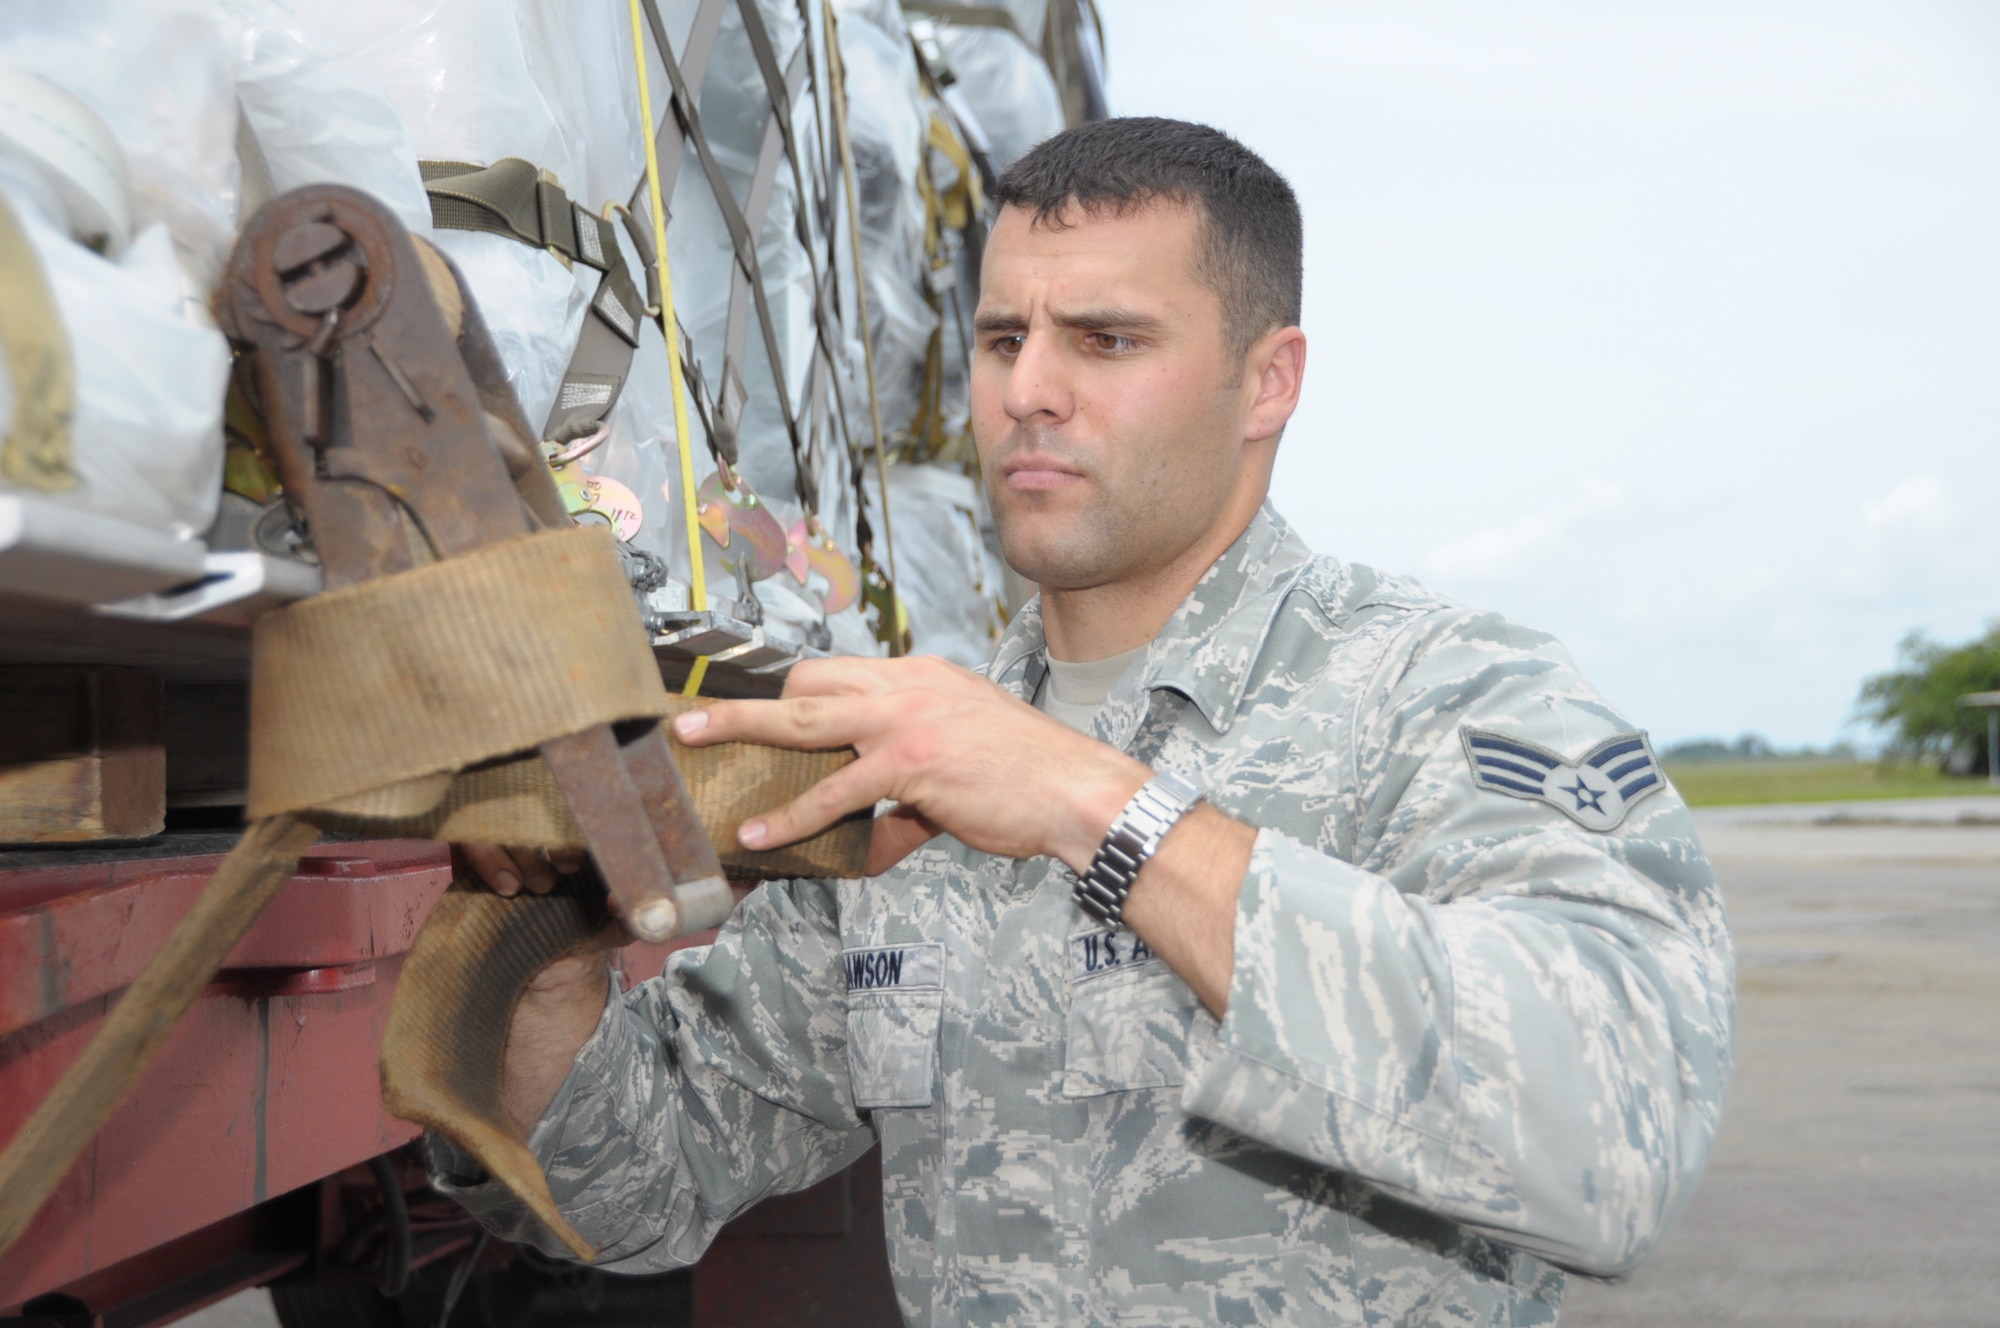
[671,655,1151,876]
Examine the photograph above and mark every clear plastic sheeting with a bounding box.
[289,1,644,218]
[865,462,1006,669]
[0,0,1107,661]
[440,230,588,439]
[572,314,682,570]
[936,25,1063,172]
[221,0,432,233]
[286,0,864,647]
[832,0,938,451]
[661,0,828,504]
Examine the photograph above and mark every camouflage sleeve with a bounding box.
[430,875,875,1269]
[1181,608,1735,1278]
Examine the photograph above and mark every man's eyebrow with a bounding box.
[972,307,1169,336]
[1050,307,1167,336]
[973,309,1027,334]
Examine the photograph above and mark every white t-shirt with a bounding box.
[1034,643,1147,733]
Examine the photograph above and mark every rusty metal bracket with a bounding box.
[221,184,728,941]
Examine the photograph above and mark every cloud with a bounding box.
[1862,473,1959,534]
[1421,479,1627,585]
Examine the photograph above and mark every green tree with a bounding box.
[1855,623,2000,772]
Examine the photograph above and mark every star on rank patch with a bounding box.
[1459,728,1666,831]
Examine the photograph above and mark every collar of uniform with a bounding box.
[983,502,1318,735]
[987,594,1049,700]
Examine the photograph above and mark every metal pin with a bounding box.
[370,336,434,422]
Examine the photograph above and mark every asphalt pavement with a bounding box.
[1561,799,2000,1327]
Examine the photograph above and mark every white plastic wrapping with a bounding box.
[0,66,134,254]
[953,0,1049,45]
[294,0,644,217]
[0,160,230,538]
[0,0,463,545]
[0,0,239,305]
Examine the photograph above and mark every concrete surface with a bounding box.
[1562,800,2000,1326]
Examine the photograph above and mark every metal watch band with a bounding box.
[1072,770,1203,927]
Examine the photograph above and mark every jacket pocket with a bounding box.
[847,990,943,1108]
[1062,928,1201,1098]
[844,939,946,1110]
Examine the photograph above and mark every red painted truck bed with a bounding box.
[0,838,898,1328]
[0,840,453,1311]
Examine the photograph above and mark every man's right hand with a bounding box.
[457,844,586,897]
[458,844,612,1135]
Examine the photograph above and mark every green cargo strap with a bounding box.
[0,192,76,492]
[421,159,645,441]
[419,159,621,273]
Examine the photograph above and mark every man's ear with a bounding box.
[1244,326,1306,444]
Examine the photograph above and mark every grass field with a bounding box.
[1663,758,2000,807]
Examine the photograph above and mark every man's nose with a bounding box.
[1001,330,1073,424]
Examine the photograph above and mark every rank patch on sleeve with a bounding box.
[1460,728,1665,831]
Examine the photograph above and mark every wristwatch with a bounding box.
[1071,770,1203,927]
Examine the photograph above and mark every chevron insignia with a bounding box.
[1459,728,1665,831]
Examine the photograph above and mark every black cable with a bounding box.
[437,1229,491,1328]
[366,1154,412,1299]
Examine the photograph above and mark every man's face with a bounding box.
[971,200,1272,594]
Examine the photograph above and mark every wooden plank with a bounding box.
[0,668,164,842]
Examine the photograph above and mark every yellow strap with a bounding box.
[628,0,711,695]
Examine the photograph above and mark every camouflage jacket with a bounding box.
[435,503,1735,1326]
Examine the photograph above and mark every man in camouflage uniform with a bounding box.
[450,117,1734,1326]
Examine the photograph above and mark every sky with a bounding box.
[1094,0,2000,749]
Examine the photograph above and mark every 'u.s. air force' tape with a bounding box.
[842,942,945,992]
[1069,927,1157,983]
[1460,727,1666,831]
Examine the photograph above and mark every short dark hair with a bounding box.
[992,117,1303,362]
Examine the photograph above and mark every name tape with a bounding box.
[841,941,945,992]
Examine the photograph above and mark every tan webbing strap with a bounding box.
[419,160,644,441]
[246,523,870,877]
[248,526,670,820]
[0,192,76,492]
[313,695,869,880]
